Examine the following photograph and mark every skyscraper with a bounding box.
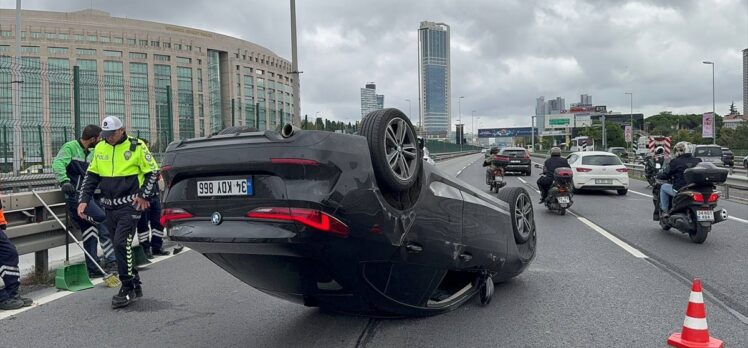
[547,97,566,114]
[580,94,592,105]
[418,21,451,138]
[535,96,546,135]
[360,82,384,118]
[743,48,747,118]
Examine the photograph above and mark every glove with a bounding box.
[61,182,77,195]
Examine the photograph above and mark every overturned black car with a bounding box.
[160,109,536,317]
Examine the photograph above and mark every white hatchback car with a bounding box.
[567,151,630,195]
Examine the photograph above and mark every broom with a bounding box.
[32,190,121,288]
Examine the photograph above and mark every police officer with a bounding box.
[134,139,169,258]
[77,116,160,309]
[0,197,33,310]
[52,124,117,277]
[537,147,570,203]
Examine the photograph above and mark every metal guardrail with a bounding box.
[2,190,73,279]
[431,151,481,161]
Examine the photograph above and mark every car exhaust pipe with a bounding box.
[281,123,302,138]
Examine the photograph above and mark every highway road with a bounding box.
[1,154,746,347]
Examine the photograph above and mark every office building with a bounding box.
[418,21,450,138]
[360,82,384,118]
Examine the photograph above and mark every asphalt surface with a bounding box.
[1,154,746,347]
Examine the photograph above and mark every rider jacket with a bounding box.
[542,156,570,177]
[657,153,701,191]
[51,140,93,189]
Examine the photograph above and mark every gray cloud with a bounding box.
[12,0,748,130]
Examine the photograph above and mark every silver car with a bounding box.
[692,145,724,167]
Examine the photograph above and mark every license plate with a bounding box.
[197,178,253,197]
[510,160,520,163]
[495,176,502,181]
[595,179,613,184]
[557,196,570,204]
[696,209,714,222]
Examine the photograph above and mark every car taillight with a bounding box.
[707,193,719,203]
[271,158,320,166]
[692,193,704,203]
[247,207,349,237]
[616,168,629,173]
[576,167,592,172]
[160,208,194,226]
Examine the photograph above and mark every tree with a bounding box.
[303,114,309,130]
[315,117,324,131]
[729,102,737,115]
[605,124,626,148]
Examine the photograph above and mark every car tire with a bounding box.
[360,108,422,192]
[617,189,628,196]
[216,125,258,135]
[497,187,534,244]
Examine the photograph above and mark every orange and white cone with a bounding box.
[667,278,724,348]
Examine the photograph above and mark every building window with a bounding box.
[162,42,170,49]
[174,43,182,50]
[100,36,110,43]
[127,38,136,45]
[21,46,40,53]
[86,35,97,42]
[45,32,56,40]
[104,61,125,126]
[0,45,8,52]
[78,59,99,129]
[76,48,96,55]
[58,33,69,41]
[112,37,123,44]
[129,62,150,142]
[129,52,147,59]
[31,31,42,39]
[73,34,84,41]
[256,69,263,75]
[139,39,148,46]
[48,47,69,54]
[154,54,170,62]
[177,66,195,140]
[151,40,160,47]
[197,68,203,92]
[207,50,223,133]
[195,46,201,53]
[47,57,72,150]
[177,57,192,64]
[103,50,122,57]
[1,30,12,37]
[185,45,192,51]
[197,59,202,65]
[154,64,173,152]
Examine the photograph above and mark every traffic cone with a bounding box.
[667,279,724,348]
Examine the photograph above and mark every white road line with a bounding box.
[0,248,191,321]
[630,190,747,224]
[572,213,649,259]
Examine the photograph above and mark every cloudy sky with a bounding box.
[6,0,748,131]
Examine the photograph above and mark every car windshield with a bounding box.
[694,147,722,157]
[501,150,526,157]
[581,155,622,166]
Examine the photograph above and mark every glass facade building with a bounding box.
[0,8,297,169]
[418,22,451,138]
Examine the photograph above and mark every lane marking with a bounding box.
[629,190,651,198]
[0,248,191,321]
[572,213,649,259]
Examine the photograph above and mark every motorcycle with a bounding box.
[484,155,508,193]
[644,149,666,187]
[538,165,574,215]
[653,163,729,243]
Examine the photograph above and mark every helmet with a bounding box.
[550,147,562,156]
[673,141,689,157]
[490,147,499,154]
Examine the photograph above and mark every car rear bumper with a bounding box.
[573,176,629,190]
[504,164,531,171]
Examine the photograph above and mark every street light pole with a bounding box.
[457,96,464,150]
[12,0,22,175]
[625,92,633,147]
[471,110,476,145]
[531,116,536,151]
[703,61,716,144]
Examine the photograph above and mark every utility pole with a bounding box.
[289,0,302,127]
[457,96,464,150]
[11,0,22,174]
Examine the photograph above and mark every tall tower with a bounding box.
[418,21,451,138]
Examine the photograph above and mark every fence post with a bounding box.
[231,98,235,127]
[255,102,260,129]
[73,66,81,136]
[2,125,7,169]
[166,85,173,152]
[37,124,44,167]
[63,127,68,143]
[34,250,48,282]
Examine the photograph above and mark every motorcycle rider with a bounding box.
[537,147,570,203]
[656,141,701,218]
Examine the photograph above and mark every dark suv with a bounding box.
[499,147,532,176]
[721,148,734,167]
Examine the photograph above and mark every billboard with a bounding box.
[544,114,573,129]
[575,114,592,127]
[702,112,714,138]
[478,127,534,138]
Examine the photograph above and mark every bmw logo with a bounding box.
[211,212,222,225]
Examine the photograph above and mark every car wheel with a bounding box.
[216,125,258,135]
[360,108,422,192]
[497,187,536,266]
[617,189,628,196]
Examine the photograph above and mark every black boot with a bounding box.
[152,248,170,256]
[0,297,24,310]
[144,248,154,259]
[112,283,137,309]
[13,294,33,307]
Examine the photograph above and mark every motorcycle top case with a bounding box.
[554,167,573,178]
[684,163,728,185]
